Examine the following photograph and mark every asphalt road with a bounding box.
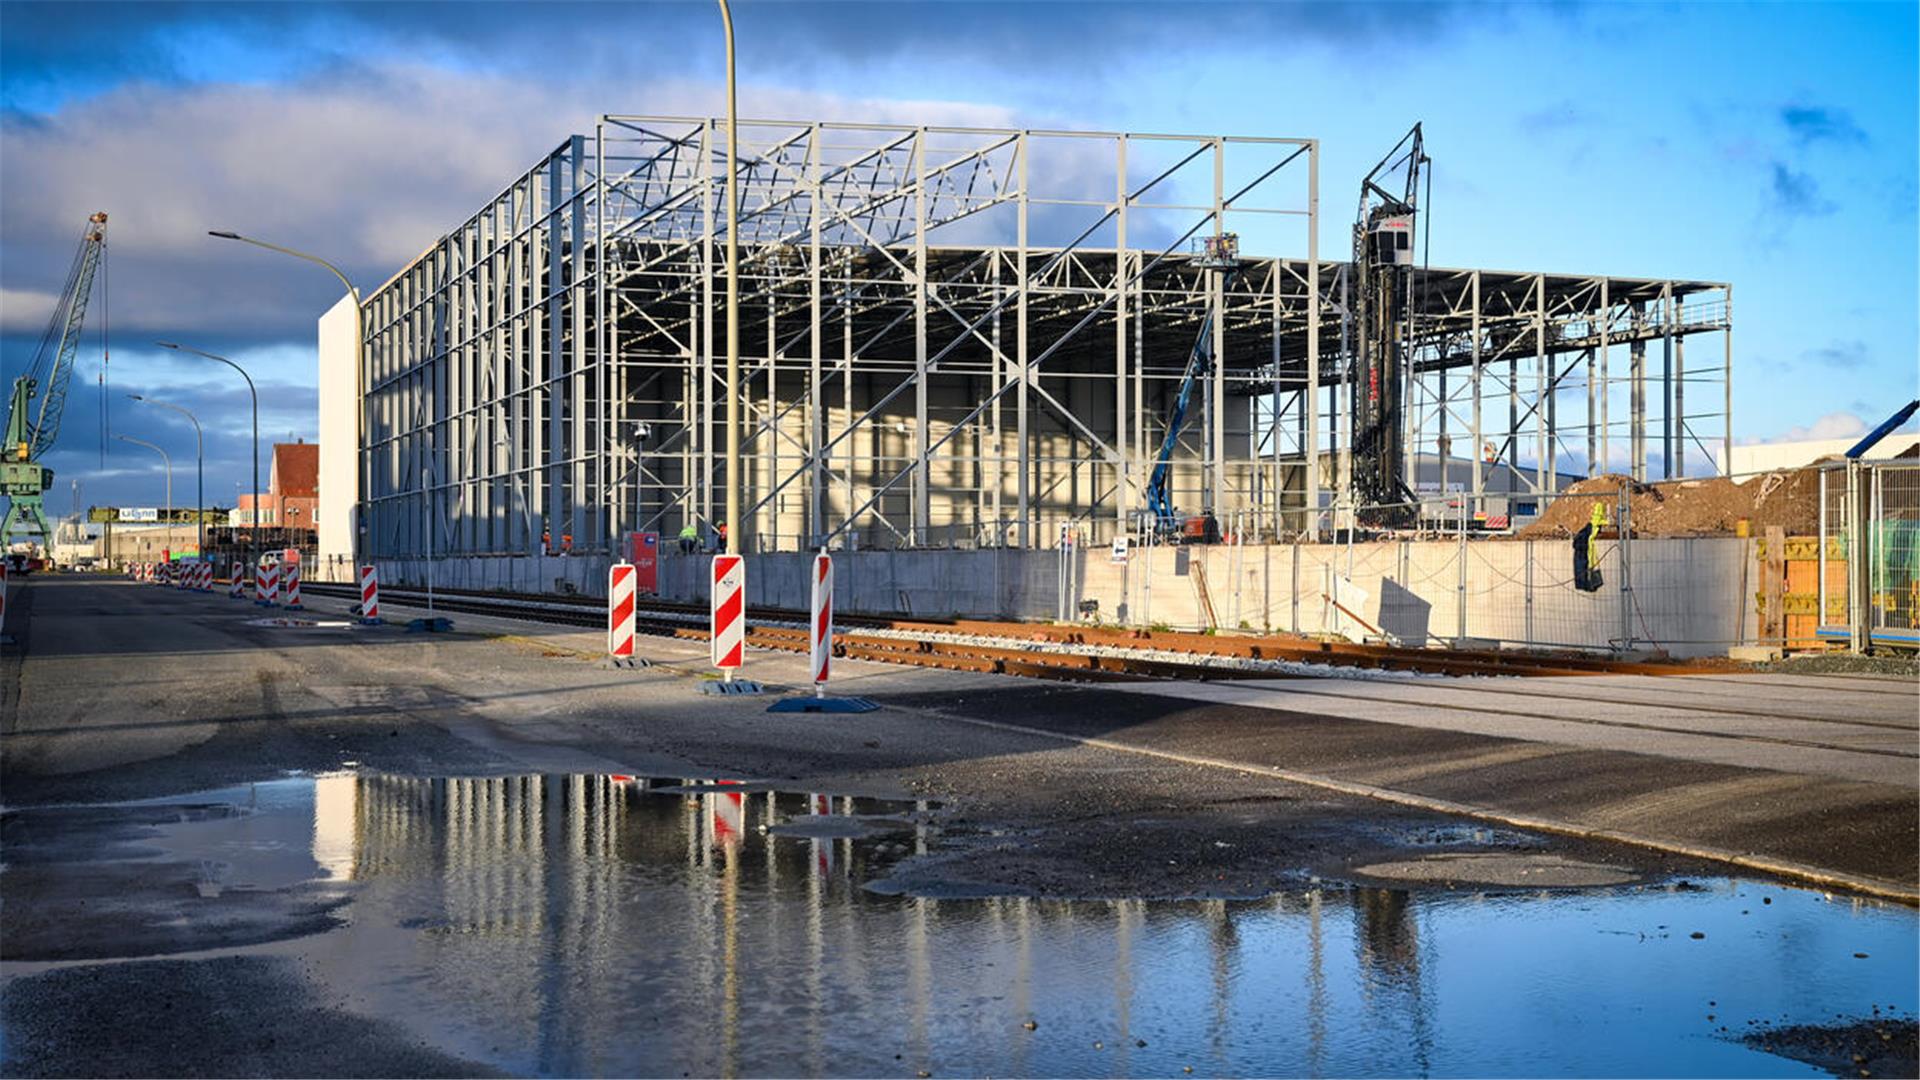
[2,575,1914,1076]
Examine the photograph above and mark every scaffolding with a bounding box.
[355,115,1731,559]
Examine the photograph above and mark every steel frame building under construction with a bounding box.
[340,115,1731,561]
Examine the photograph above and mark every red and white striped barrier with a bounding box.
[174,561,190,590]
[767,550,873,714]
[195,562,210,591]
[230,561,246,599]
[808,551,833,693]
[710,554,745,675]
[608,562,636,663]
[358,565,380,623]
[282,561,302,610]
[256,559,278,606]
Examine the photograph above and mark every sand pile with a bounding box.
[1517,468,1826,539]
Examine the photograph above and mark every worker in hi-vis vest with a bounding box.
[678,521,699,555]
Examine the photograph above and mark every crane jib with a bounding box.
[2,211,107,548]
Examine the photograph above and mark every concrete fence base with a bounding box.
[372,536,1759,658]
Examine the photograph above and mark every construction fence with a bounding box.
[368,461,1914,659]
[1818,459,1920,653]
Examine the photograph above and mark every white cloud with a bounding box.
[1738,410,1869,445]
[0,287,59,332]
[1,64,1023,341]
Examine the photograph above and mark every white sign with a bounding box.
[121,507,158,523]
[1110,536,1131,564]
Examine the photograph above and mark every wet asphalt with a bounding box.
[2,575,1914,1077]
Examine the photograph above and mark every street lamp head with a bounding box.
[155,341,180,350]
[207,230,243,241]
[127,393,145,402]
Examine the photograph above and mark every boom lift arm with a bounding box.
[1349,125,1427,524]
[1143,235,1241,538]
[3,212,108,545]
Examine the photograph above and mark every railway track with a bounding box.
[300,581,1717,684]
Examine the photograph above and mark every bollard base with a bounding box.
[404,616,455,633]
[699,678,765,696]
[602,655,652,670]
[356,616,384,626]
[768,695,879,714]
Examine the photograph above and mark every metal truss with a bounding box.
[357,116,1730,559]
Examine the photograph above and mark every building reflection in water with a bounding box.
[306,773,1434,1077]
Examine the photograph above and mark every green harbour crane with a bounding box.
[3,211,108,549]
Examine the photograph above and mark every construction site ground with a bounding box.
[4,576,1915,1076]
[7,576,1911,899]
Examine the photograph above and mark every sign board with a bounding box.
[628,531,659,594]
[87,507,221,524]
[1110,536,1131,565]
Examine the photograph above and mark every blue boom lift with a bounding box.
[1143,234,1240,540]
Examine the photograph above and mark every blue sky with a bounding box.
[2,0,1915,513]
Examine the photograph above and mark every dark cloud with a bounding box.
[1779,104,1868,147]
[4,1,1551,111]
[1515,100,1601,134]
[1802,340,1868,371]
[1765,162,1835,218]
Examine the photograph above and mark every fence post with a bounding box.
[1617,488,1633,651]
[1290,541,1300,633]
[1524,539,1535,644]
[1848,460,1866,652]
[1456,497,1469,644]
[1818,468,1828,637]
[1872,464,1885,642]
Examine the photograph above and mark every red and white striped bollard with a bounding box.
[808,551,832,697]
[230,561,245,599]
[358,565,381,624]
[256,559,278,606]
[710,553,745,681]
[283,561,302,610]
[608,562,636,665]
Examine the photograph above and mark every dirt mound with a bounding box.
[1517,469,1824,539]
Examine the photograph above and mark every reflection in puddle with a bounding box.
[20,773,1920,1077]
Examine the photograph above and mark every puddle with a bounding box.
[3,773,1915,1077]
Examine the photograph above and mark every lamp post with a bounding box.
[129,394,202,561]
[116,434,172,554]
[158,343,259,578]
[718,0,740,555]
[208,231,363,578]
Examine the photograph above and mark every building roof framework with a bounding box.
[356,116,1730,559]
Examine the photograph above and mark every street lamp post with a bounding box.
[208,231,363,579]
[129,394,202,561]
[718,0,740,556]
[116,434,172,554]
[158,343,259,580]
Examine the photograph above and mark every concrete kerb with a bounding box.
[921,709,1920,906]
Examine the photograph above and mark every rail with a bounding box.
[299,581,1726,682]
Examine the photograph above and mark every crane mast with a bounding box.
[1349,125,1427,526]
[3,211,108,547]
